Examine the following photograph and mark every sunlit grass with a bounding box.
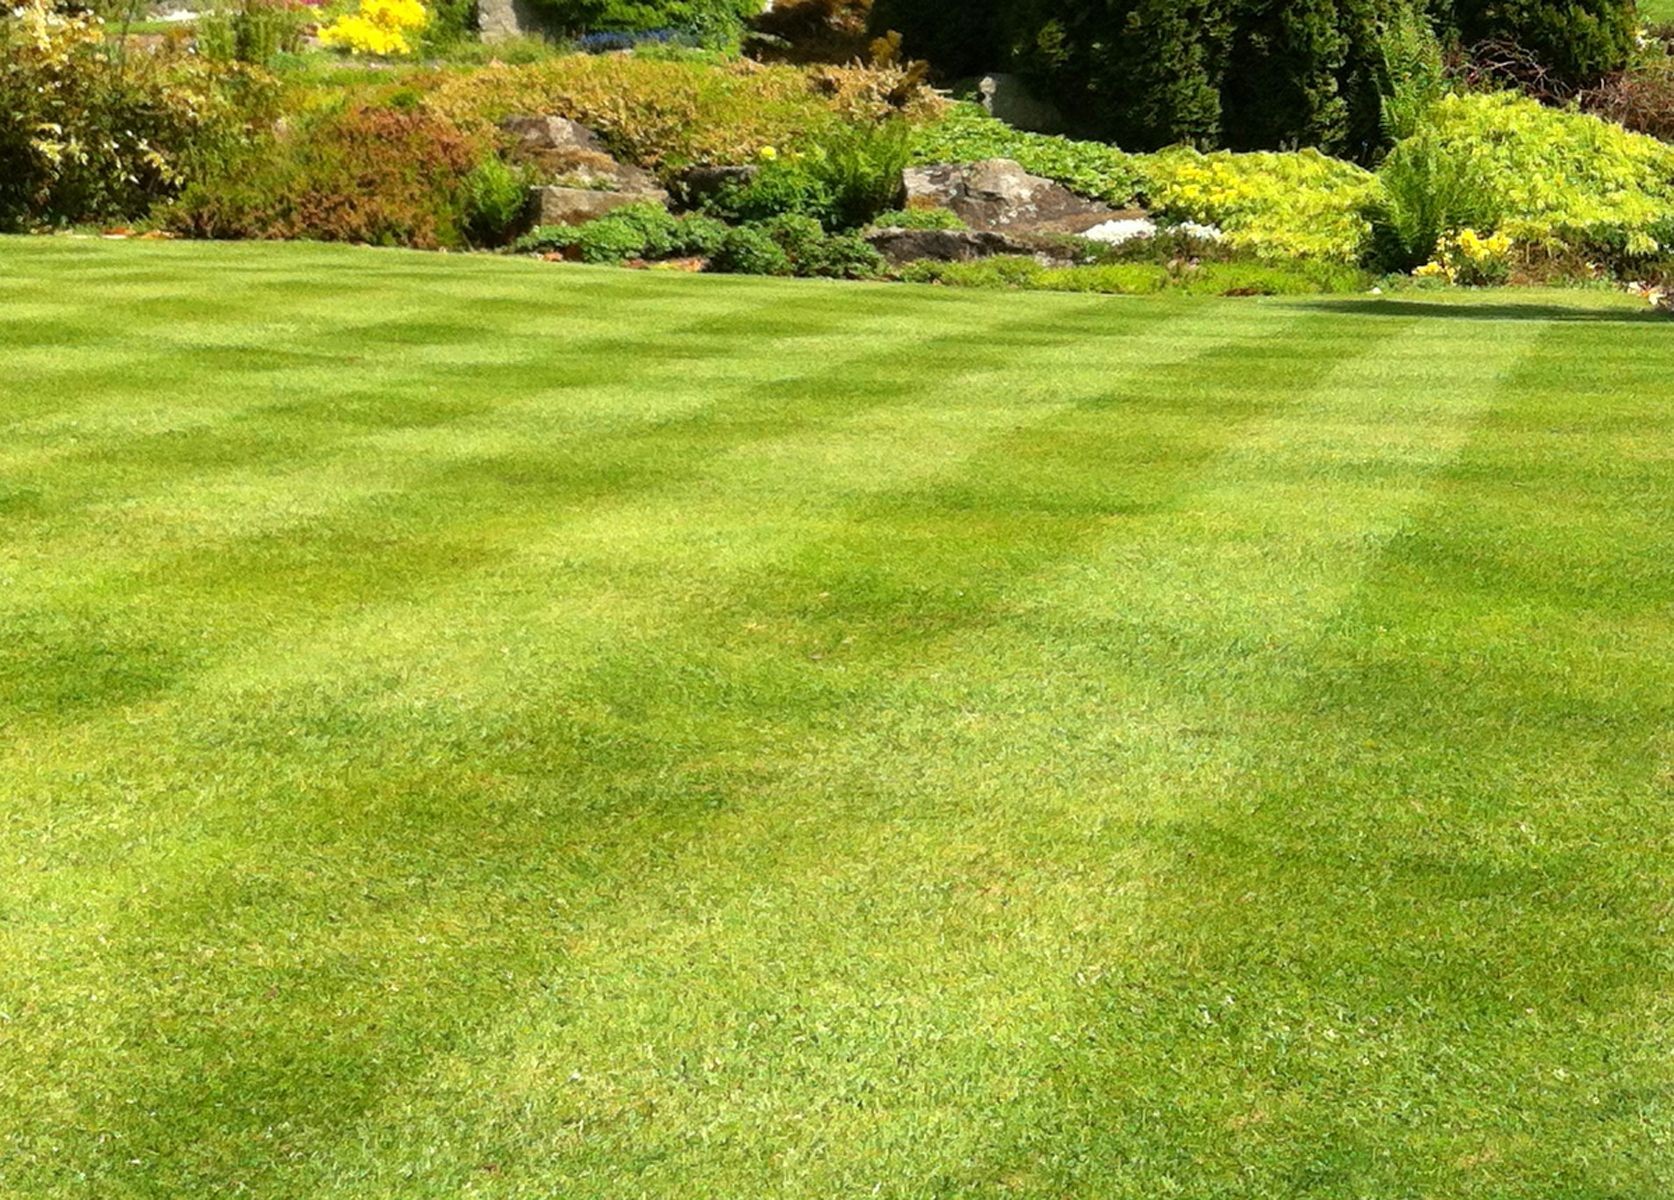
[2,237,1671,1199]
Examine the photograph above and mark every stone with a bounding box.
[478,0,544,41]
[866,227,1064,266]
[529,186,667,227]
[502,115,668,203]
[901,159,1113,233]
[978,73,1068,135]
[673,164,759,207]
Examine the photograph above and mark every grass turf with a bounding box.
[2,237,1671,1199]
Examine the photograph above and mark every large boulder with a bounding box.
[529,187,665,227]
[902,159,1113,233]
[866,227,1083,266]
[503,115,669,227]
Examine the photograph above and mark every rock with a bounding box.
[478,0,543,41]
[978,73,1068,135]
[501,115,606,156]
[673,164,759,207]
[865,227,1074,266]
[902,159,1113,233]
[529,186,667,227]
[503,115,668,207]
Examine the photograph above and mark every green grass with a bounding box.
[1644,0,1674,24]
[2,237,1672,1200]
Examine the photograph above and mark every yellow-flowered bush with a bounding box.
[0,0,275,228]
[1415,228,1515,286]
[318,0,429,57]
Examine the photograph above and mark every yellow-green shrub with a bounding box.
[424,54,935,171]
[1143,147,1377,262]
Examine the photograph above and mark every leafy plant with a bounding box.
[0,0,275,229]
[1145,146,1379,262]
[911,105,1146,207]
[167,105,492,248]
[516,204,727,261]
[462,155,532,246]
[197,0,306,67]
[710,222,795,274]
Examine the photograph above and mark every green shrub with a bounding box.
[1368,91,1674,269]
[0,1,275,229]
[1447,0,1635,87]
[197,0,306,67]
[711,222,796,274]
[706,120,909,229]
[528,0,759,39]
[462,155,532,246]
[910,104,1145,206]
[517,205,727,261]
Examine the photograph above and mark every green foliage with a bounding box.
[0,2,275,229]
[1377,2,1447,144]
[910,104,1146,206]
[706,120,910,229]
[710,221,795,274]
[900,253,1370,295]
[461,155,532,247]
[1369,91,1674,269]
[871,206,966,230]
[705,214,885,276]
[1447,0,1636,86]
[197,0,306,67]
[423,53,930,172]
[167,105,494,249]
[515,204,727,261]
[527,0,760,39]
[1144,146,1379,262]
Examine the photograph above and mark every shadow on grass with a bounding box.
[1294,298,1670,323]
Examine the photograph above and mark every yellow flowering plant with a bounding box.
[318,0,429,56]
[1415,228,1515,287]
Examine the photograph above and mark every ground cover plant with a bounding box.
[2,236,1672,1198]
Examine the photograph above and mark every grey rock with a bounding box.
[478,0,543,41]
[529,186,668,227]
[866,227,1048,266]
[501,114,606,156]
[902,159,1112,233]
[978,73,1068,135]
[674,164,759,206]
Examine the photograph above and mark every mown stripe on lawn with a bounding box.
[0,287,1258,1191]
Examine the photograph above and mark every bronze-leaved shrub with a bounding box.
[168,105,500,248]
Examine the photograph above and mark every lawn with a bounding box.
[2,237,1671,1199]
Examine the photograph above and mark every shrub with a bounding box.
[710,223,795,274]
[462,155,533,246]
[317,0,430,56]
[1581,60,1674,143]
[1144,146,1378,262]
[197,0,307,66]
[910,104,1145,207]
[704,215,884,276]
[167,106,491,248]
[0,1,275,230]
[425,55,932,172]
[1414,227,1515,285]
[748,0,872,64]
[866,0,1006,77]
[1368,91,1674,268]
[1446,0,1636,88]
[704,119,909,228]
[525,0,760,44]
[516,205,727,260]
